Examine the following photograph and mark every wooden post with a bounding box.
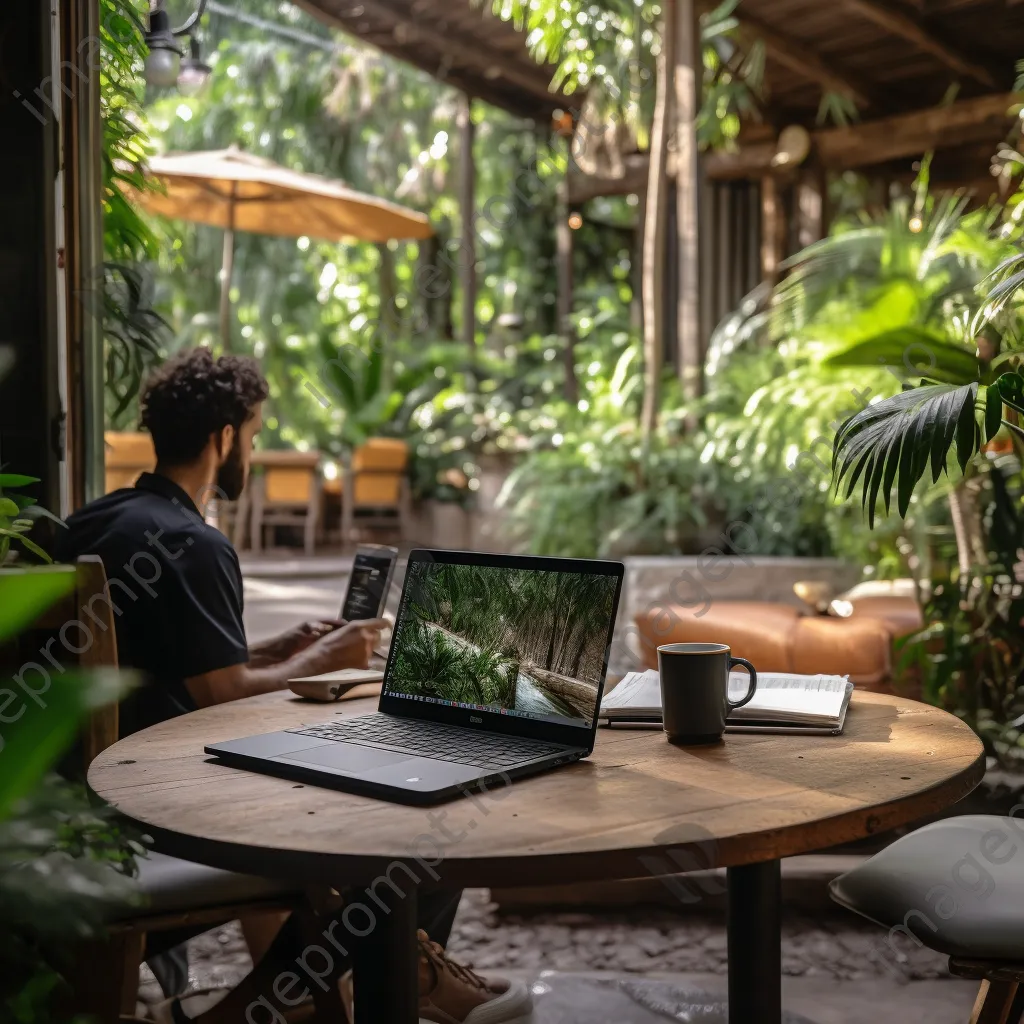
[458,93,477,351]
[434,219,455,340]
[760,175,787,286]
[377,242,397,385]
[796,165,827,249]
[417,232,440,334]
[556,178,577,403]
[63,0,105,509]
[641,0,676,437]
[219,184,237,353]
[674,0,702,400]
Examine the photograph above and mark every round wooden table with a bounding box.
[90,688,984,1024]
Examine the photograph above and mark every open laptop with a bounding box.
[206,549,624,804]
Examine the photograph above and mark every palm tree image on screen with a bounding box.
[389,564,618,720]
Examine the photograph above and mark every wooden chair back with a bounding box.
[248,450,322,554]
[104,432,156,494]
[28,555,120,766]
[350,438,408,507]
[265,466,316,504]
[252,450,321,505]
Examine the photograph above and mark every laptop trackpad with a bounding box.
[279,743,412,773]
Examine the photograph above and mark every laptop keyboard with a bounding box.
[288,716,569,769]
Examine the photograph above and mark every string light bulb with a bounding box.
[144,0,208,91]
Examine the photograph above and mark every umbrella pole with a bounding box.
[219,184,237,352]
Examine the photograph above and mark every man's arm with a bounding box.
[186,619,387,708]
[247,620,345,668]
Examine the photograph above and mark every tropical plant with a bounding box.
[701,291,905,563]
[721,174,1023,746]
[720,185,1020,526]
[0,473,65,566]
[499,418,708,558]
[0,571,140,1022]
[895,450,1024,762]
[498,335,706,557]
[101,0,169,425]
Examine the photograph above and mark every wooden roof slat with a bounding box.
[738,11,874,109]
[356,0,557,102]
[842,0,997,88]
[296,0,567,119]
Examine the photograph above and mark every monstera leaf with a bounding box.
[833,376,1024,526]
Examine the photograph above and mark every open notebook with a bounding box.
[600,670,854,735]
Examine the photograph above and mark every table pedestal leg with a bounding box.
[728,859,782,1024]
[352,883,419,1024]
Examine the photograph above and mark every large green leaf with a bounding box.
[833,383,980,525]
[0,570,75,643]
[0,570,132,820]
[822,327,980,385]
[996,371,1024,412]
[0,669,127,820]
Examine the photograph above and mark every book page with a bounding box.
[731,672,847,695]
[601,670,851,726]
[729,672,850,724]
[601,670,661,710]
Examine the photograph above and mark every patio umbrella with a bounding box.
[126,147,434,347]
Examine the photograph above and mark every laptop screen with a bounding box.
[383,554,621,730]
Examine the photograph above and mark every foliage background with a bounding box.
[122,0,643,507]
[121,0,905,561]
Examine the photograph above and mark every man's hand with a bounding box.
[187,618,389,708]
[286,619,347,653]
[300,619,389,675]
[249,619,346,666]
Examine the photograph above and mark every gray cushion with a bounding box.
[113,851,302,920]
[830,815,1024,960]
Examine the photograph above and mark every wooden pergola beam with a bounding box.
[704,91,1015,178]
[815,90,1013,168]
[738,12,873,109]
[842,0,997,89]
[568,92,1016,197]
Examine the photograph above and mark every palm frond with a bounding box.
[833,382,981,525]
[975,251,1024,331]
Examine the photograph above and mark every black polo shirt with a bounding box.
[56,473,249,736]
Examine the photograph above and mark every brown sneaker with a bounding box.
[416,930,532,1024]
[338,931,533,1024]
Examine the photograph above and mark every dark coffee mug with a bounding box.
[657,642,757,744]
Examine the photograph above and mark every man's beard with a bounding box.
[216,435,246,501]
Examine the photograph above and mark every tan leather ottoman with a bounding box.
[634,597,922,692]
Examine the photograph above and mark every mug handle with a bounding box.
[727,657,758,710]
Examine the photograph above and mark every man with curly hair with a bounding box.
[57,347,386,734]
